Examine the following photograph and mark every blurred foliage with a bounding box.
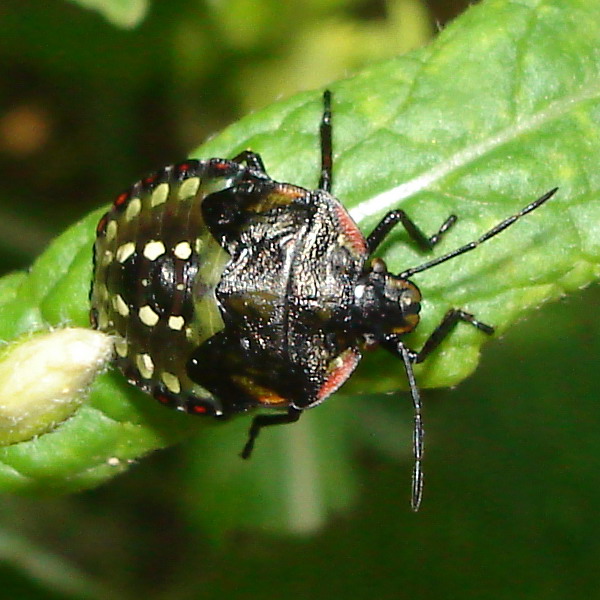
[67,0,149,28]
[0,0,431,271]
[1,0,600,599]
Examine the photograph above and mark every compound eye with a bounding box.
[399,293,421,316]
[384,277,422,334]
[385,276,421,302]
[400,285,421,311]
[370,257,387,274]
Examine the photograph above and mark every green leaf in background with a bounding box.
[65,0,148,29]
[182,397,362,538]
[0,0,599,538]
[0,528,123,600]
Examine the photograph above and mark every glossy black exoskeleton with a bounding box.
[91,91,557,509]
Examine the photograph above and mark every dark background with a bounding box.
[2,1,600,599]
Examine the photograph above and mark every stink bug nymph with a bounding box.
[91,91,557,510]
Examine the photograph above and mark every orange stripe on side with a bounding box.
[333,203,367,255]
[317,348,360,401]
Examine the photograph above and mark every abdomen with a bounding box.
[90,159,246,416]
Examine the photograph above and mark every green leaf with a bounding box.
[0,211,203,494]
[65,0,148,29]
[1,0,599,531]
[199,0,600,394]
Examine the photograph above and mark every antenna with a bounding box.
[400,187,558,279]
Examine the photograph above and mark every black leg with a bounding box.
[319,90,333,193]
[241,406,303,459]
[413,309,494,364]
[400,187,558,279]
[231,150,268,175]
[366,210,457,254]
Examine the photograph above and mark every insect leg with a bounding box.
[413,309,494,364]
[319,90,333,193]
[241,407,303,459]
[231,150,268,175]
[400,187,558,279]
[366,210,457,254]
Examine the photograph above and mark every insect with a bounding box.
[90,90,557,510]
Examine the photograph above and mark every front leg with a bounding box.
[411,309,494,364]
[231,150,268,175]
[366,210,457,254]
